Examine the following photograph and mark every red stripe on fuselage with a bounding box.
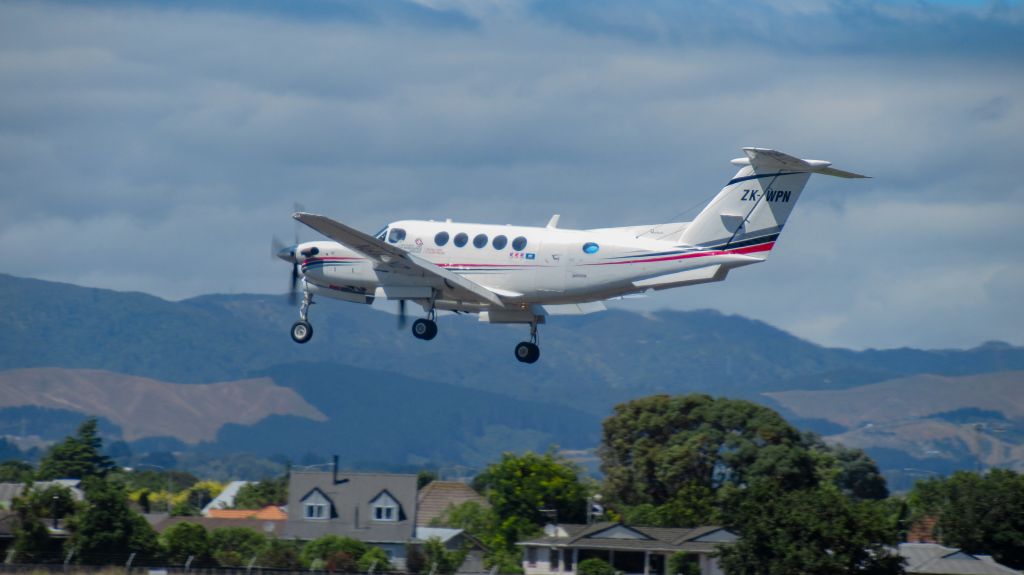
[587,242,774,266]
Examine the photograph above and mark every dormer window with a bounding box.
[369,490,401,523]
[299,488,333,522]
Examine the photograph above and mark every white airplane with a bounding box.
[275,148,866,363]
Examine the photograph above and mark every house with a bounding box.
[899,543,1020,575]
[518,523,737,575]
[416,481,490,527]
[153,515,287,538]
[200,480,251,516]
[284,462,486,571]
[0,480,84,509]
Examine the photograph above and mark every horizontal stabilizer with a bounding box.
[731,147,868,178]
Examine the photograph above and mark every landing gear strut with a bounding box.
[514,320,541,364]
[411,305,438,340]
[291,291,314,344]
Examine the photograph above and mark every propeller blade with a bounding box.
[271,236,286,260]
[397,300,407,329]
[289,262,299,306]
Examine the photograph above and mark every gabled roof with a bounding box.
[899,543,1020,575]
[518,523,737,554]
[417,481,489,527]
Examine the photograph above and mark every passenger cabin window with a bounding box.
[435,231,450,246]
[512,236,528,251]
[583,242,600,254]
[473,234,488,248]
[453,232,468,247]
[388,228,406,244]
[492,235,508,250]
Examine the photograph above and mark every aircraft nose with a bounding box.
[276,245,296,263]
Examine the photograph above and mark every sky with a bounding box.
[0,0,1022,350]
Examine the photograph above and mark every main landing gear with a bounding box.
[291,291,314,344]
[411,308,438,341]
[514,320,541,364]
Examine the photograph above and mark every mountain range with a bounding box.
[1,273,1021,487]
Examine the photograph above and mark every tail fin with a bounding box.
[678,148,867,255]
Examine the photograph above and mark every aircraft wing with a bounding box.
[293,212,505,307]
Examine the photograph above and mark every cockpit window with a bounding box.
[388,228,406,244]
[374,227,388,241]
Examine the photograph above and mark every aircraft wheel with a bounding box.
[514,342,540,364]
[412,318,437,341]
[291,321,313,344]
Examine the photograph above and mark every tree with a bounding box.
[358,546,394,572]
[804,435,888,500]
[718,481,903,575]
[421,537,465,575]
[161,522,211,566]
[667,552,700,575]
[578,558,617,575]
[0,460,34,483]
[418,470,438,490]
[257,538,302,570]
[300,534,368,569]
[600,395,815,508]
[209,526,267,567]
[908,469,1024,569]
[37,419,116,480]
[67,476,160,565]
[11,495,55,562]
[473,451,590,528]
[434,501,522,573]
[234,476,287,509]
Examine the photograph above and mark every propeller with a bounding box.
[272,236,301,305]
[397,300,407,329]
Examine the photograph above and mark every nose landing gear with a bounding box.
[291,291,314,344]
[514,320,541,364]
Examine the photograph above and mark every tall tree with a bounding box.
[600,395,815,507]
[37,419,115,480]
[718,481,903,575]
[67,476,160,565]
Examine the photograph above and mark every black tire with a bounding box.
[291,321,313,344]
[515,342,540,364]
[412,318,437,340]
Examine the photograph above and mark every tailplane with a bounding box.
[679,148,866,255]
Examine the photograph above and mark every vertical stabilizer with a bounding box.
[679,148,865,255]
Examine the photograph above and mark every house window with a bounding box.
[374,505,395,521]
[304,503,326,519]
[548,549,559,570]
[369,491,400,523]
[526,547,537,567]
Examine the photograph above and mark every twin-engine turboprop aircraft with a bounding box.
[275,148,866,363]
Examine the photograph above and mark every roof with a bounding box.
[284,471,418,542]
[208,506,287,521]
[153,516,286,537]
[416,481,489,527]
[899,543,1020,575]
[201,481,251,515]
[0,481,85,504]
[518,522,737,554]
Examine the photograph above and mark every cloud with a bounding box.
[0,0,1021,349]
